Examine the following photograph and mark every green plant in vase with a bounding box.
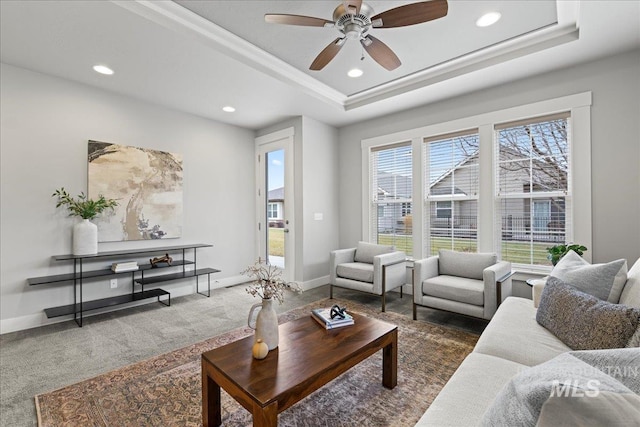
[52,187,118,219]
[52,187,118,255]
[546,243,587,266]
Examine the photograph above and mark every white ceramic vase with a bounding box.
[73,219,98,255]
[248,298,279,350]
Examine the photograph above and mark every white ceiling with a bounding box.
[1,1,639,130]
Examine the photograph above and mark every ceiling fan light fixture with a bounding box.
[222,106,236,113]
[348,68,363,78]
[266,0,449,71]
[93,64,114,75]
[476,12,501,27]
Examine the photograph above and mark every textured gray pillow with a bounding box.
[480,349,640,427]
[353,241,394,264]
[536,277,640,350]
[551,250,628,303]
[438,249,497,280]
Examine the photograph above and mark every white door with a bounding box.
[255,128,294,281]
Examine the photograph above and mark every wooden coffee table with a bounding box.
[201,312,397,426]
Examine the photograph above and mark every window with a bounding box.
[267,203,279,219]
[424,131,479,255]
[362,93,590,270]
[401,202,412,216]
[496,113,571,267]
[435,201,452,219]
[369,142,413,255]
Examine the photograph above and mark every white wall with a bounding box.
[338,49,640,265]
[0,64,256,333]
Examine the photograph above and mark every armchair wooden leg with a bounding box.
[329,284,333,300]
[382,293,386,312]
[400,286,403,298]
[413,303,417,320]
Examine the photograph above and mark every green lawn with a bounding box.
[268,228,284,257]
[378,234,551,265]
[271,228,552,265]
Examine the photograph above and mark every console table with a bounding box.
[27,244,219,327]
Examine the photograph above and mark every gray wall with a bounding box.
[337,49,640,265]
[300,116,339,281]
[0,63,256,332]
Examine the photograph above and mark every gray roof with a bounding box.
[268,187,284,201]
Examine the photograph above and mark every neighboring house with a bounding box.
[428,152,479,237]
[430,150,566,242]
[267,187,284,228]
[376,171,412,233]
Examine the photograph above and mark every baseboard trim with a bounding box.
[0,275,250,335]
[300,275,329,291]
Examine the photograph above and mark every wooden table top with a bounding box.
[202,312,397,408]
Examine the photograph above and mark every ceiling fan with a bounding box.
[265,0,448,71]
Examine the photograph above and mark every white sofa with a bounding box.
[416,257,640,426]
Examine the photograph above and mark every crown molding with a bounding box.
[113,0,579,112]
[113,0,347,108]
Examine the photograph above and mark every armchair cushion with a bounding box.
[439,249,497,280]
[354,241,394,264]
[423,275,484,306]
[336,262,374,283]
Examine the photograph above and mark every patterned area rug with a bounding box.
[35,298,479,426]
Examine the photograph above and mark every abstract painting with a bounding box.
[88,140,183,241]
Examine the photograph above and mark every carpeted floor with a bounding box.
[35,298,479,427]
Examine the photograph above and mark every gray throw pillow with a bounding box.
[536,277,640,350]
[550,250,627,303]
[627,326,640,348]
[438,249,497,280]
[480,349,640,427]
[353,241,394,264]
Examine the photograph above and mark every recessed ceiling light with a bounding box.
[348,68,364,78]
[93,64,114,75]
[476,12,501,27]
[222,106,236,113]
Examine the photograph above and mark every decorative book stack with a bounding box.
[111,261,139,273]
[311,307,354,329]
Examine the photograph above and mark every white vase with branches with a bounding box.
[242,258,301,350]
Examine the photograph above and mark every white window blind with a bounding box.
[495,113,571,266]
[424,131,479,255]
[370,142,412,255]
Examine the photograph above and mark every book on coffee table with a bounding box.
[311,308,354,329]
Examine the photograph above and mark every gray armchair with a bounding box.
[330,241,407,312]
[413,249,512,320]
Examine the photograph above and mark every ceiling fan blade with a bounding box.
[344,0,362,15]
[361,35,401,71]
[310,38,346,71]
[371,0,448,28]
[265,14,334,27]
